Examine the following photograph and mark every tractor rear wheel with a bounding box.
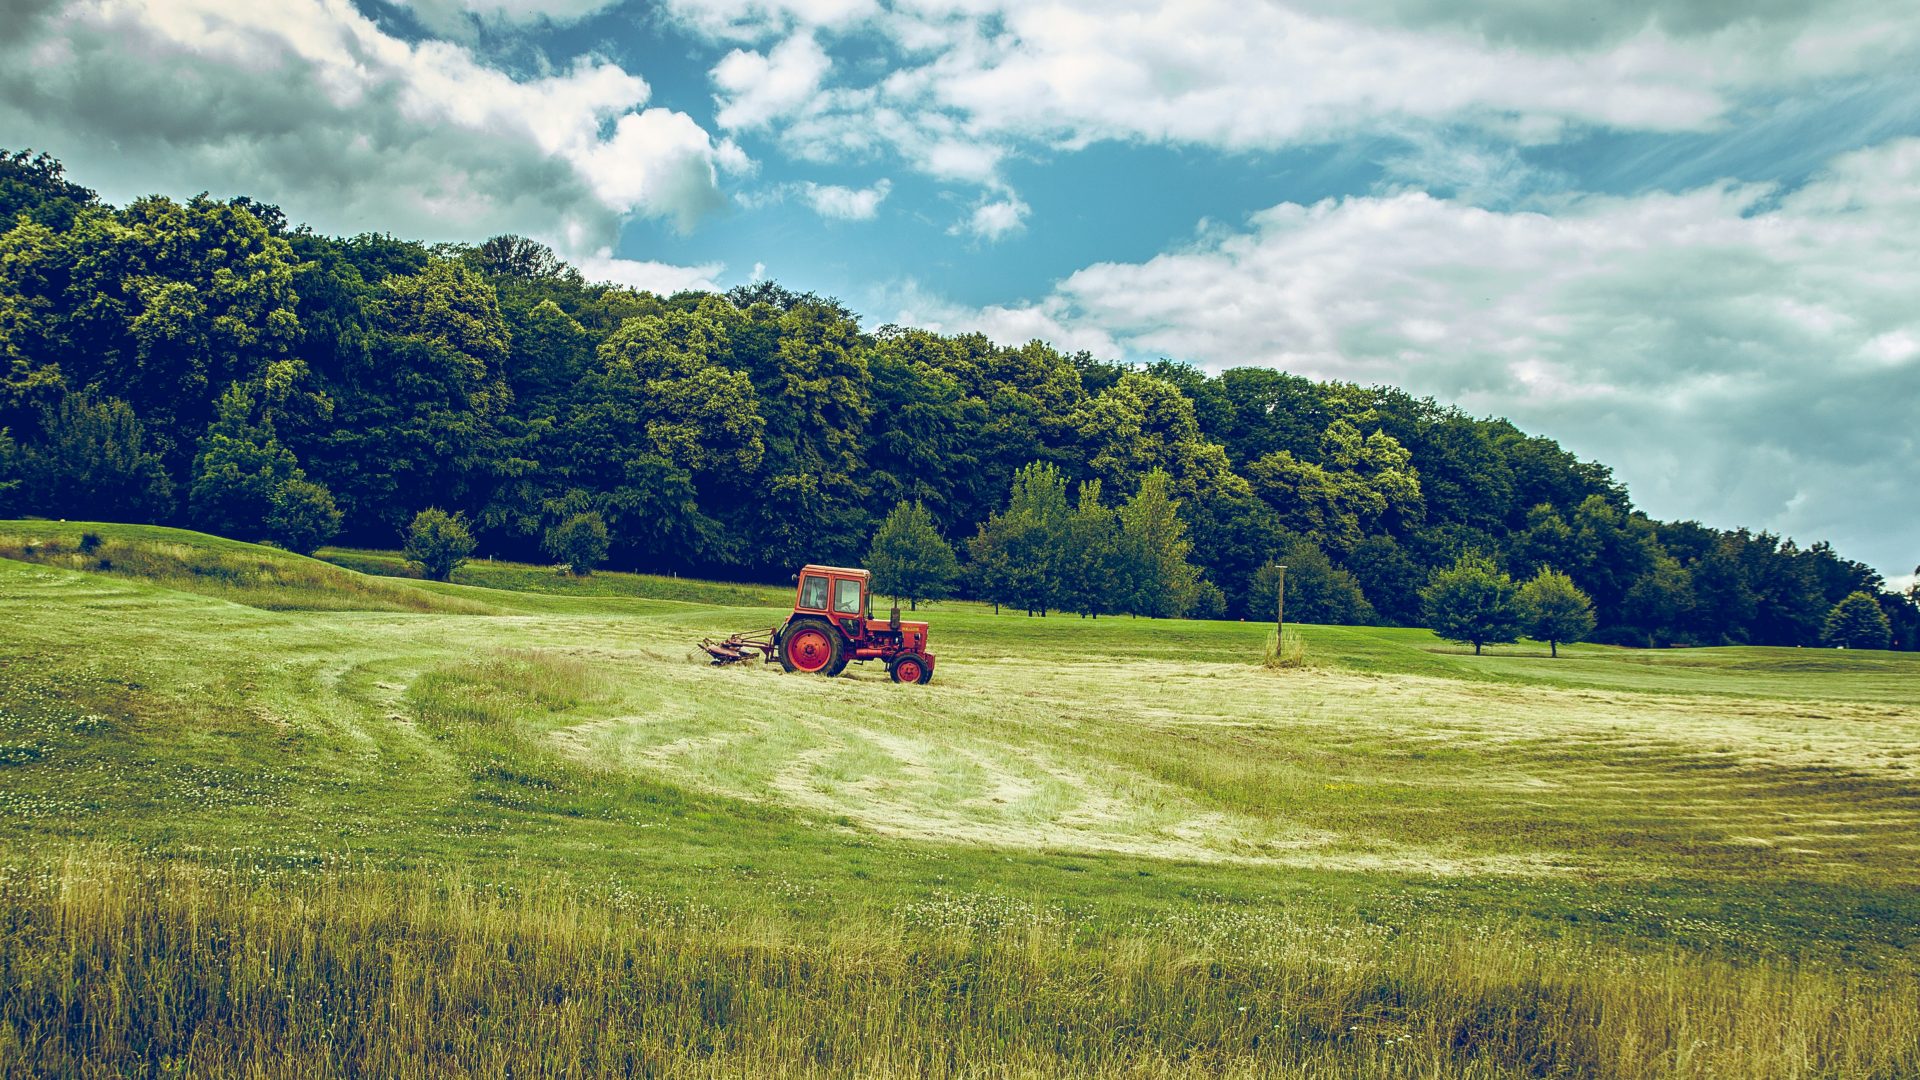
[888,653,933,685]
[780,618,844,676]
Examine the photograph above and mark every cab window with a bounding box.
[799,575,829,610]
[833,577,863,615]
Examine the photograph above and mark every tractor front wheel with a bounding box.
[780,618,845,676]
[888,653,933,685]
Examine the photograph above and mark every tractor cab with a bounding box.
[794,565,869,623]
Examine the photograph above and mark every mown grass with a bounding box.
[4,522,1919,1076]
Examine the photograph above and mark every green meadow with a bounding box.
[1,521,1917,1077]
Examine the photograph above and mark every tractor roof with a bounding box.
[799,564,870,578]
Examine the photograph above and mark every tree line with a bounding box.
[2,149,1914,649]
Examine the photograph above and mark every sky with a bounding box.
[1,0,1917,584]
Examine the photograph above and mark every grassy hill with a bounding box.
[2,523,1917,1077]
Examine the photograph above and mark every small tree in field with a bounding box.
[867,500,959,610]
[965,518,1014,615]
[544,511,610,575]
[405,508,476,582]
[968,463,1068,616]
[1060,480,1120,618]
[1518,567,1595,657]
[1117,469,1197,618]
[1422,554,1522,655]
[265,478,342,555]
[1823,591,1891,650]
[1186,579,1228,620]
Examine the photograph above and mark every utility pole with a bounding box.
[1274,563,1287,640]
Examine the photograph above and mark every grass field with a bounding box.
[2,521,1917,1077]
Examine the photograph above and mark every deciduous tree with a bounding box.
[1059,480,1121,618]
[1422,555,1523,655]
[1249,540,1374,626]
[867,500,959,610]
[1186,579,1228,620]
[18,393,173,520]
[1823,592,1892,650]
[1117,469,1197,618]
[544,511,609,575]
[1346,535,1425,626]
[189,386,301,538]
[405,508,476,582]
[1518,567,1595,657]
[1000,462,1071,615]
[265,478,341,555]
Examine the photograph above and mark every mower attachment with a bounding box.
[700,628,777,665]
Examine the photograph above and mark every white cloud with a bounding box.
[714,137,758,176]
[0,0,726,271]
[920,139,1002,184]
[799,178,892,219]
[686,0,1920,206]
[713,32,831,130]
[881,281,1121,358]
[951,193,1028,241]
[574,253,727,294]
[574,108,729,230]
[894,137,1920,577]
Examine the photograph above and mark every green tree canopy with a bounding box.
[265,478,342,555]
[1250,539,1374,626]
[1422,554,1523,655]
[0,150,97,229]
[1059,480,1121,618]
[1117,469,1198,618]
[0,429,18,515]
[1508,503,1578,580]
[0,150,1908,653]
[380,259,511,375]
[544,511,610,575]
[1518,567,1596,657]
[1823,592,1892,650]
[405,508,476,582]
[189,385,302,539]
[1000,461,1071,616]
[1622,555,1693,646]
[866,499,959,610]
[1070,372,1201,489]
[1345,535,1425,626]
[1186,579,1228,620]
[44,195,303,478]
[964,513,1016,615]
[19,393,173,520]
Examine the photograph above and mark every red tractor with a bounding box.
[700,564,936,684]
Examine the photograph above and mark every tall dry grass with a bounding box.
[1264,627,1309,669]
[1,853,1912,1079]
